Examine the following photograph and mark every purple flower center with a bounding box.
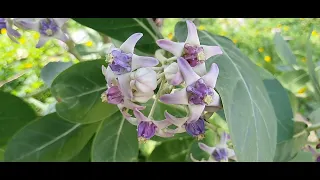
[39,18,59,36]
[0,18,6,30]
[182,43,205,67]
[212,148,228,162]
[187,78,214,105]
[185,117,205,140]
[108,49,133,75]
[137,121,157,142]
[101,86,124,105]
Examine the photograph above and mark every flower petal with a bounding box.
[118,73,133,99]
[132,90,154,103]
[155,129,175,138]
[220,132,229,145]
[198,142,215,154]
[36,35,50,48]
[207,90,221,107]
[123,99,145,111]
[53,18,69,27]
[170,71,184,86]
[13,18,39,30]
[160,88,188,105]
[120,33,143,54]
[187,104,205,123]
[164,126,186,134]
[131,54,159,71]
[164,111,188,127]
[53,29,68,42]
[201,45,223,60]
[190,153,207,162]
[156,39,185,57]
[177,57,200,86]
[227,148,236,158]
[152,119,171,129]
[133,109,150,123]
[202,63,219,88]
[185,20,200,46]
[193,63,206,77]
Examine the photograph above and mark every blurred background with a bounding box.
[0,18,319,117]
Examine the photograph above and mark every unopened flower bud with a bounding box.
[132,90,154,103]
[130,67,157,93]
[185,117,205,140]
[164,62,179,82]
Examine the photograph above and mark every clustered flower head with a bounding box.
[0,18,69,48]
[100,19,228,151]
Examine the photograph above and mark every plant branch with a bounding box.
[148,78,165,119]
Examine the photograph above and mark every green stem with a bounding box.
[148,78,165,119]
[307,123,320,132]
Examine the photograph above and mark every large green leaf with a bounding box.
[277,69,310,94]
[41,62,73,87]
[273,32,297,65]
[289,151,314,162]
[92,111,139,162]
[258,68,294,143]
[73,18,162,55]
[0,148,4,161]
[175,22,278,162]
[148,137,194,162]
[306,26,320,101]
[0,91,37,146]
[51,60,118,124]
[69,136,93,162]
[4,113,99,162]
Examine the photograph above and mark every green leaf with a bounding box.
[4,113,99,162]
[69,136,93,162]
[148,137,194,162]
[0,91,37,147]
[306,26,320,101]
[92,111,139,162]
[51,60,118,124]
[41,62,73,87]
[73,18,162,55]
[0,148,4,162]
[277,70,310,94]
[174,26,278,161]
[273,32,297,65]
[258,68,294,143]
[309,107,320,124]
[289,151,314,162]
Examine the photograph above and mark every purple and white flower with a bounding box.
[160,57,221,131]
[104,33,159,100]
[130,67,157,93]
[191,132,236,162]
[307,145,320,162]
[156,20,223,85]
[13,18,69,48]
[133,109,174,143]
[0,18,21,43]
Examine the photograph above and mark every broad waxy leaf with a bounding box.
[4,113,99,162]
[0,148,4,161]
[73,18,162,55]
[277,69,310,94]
[92,111,139,162]
[175,22,278,162]
[0,91,37,147]
[289,151,314,162]
[41,62,73,87]
[273,32,297,65]
[148,137,194,162]
[258,67,294,143]
[51,60,118,124]
[69,137,93,162]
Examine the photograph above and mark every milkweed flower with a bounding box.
[191,132,236,162]
[133,109,174,143]
[156,20,222,85]
[13,18,69,48]
[160,57,221,134]
[0,18,21,43]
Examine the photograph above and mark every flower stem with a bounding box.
[148,78,165,119]
[307,123,320,132]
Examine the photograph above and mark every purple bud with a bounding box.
[101,86,124,104]
[185,117,205,140]
[182,43,205,67]
[0,18,6,30]
[108,49,132,75]
[186,78,214,105]
[137,121,157,143]
[39,18,59,36]
[212,148,229,162]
